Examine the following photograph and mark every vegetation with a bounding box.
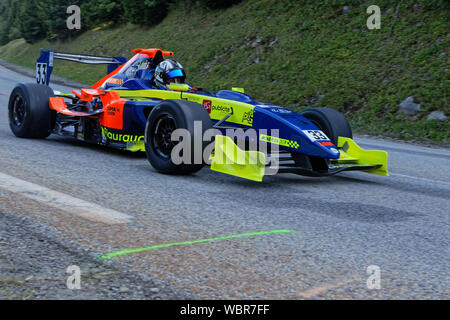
[0,0,448,143]
[0,0,244,43]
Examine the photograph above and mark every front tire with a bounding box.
[144,99,213,175]
[300,107,352,145]
[8,83,56,138]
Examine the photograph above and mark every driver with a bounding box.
[152,59,203,93]
[153,59,186,90]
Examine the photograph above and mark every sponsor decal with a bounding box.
[242,110,254,125]
[211,105,232,113]
[106,105,121,116]
[202,99,212,113]
[269,107,293,114]
[101,127,144,143]
[318,141,334,146]
[49,52,54,67]
[260,134,299,149]
[36,63,47,85]
[302,130,330,142]
[107,78,124,85]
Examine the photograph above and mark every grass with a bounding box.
[0,0,448,143]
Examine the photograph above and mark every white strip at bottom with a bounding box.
[0,172,132,224]
[390,173,450,187]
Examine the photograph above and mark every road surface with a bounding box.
[0,64,448,299]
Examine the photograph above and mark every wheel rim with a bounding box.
[12,95,26,127]
[152,114,177,159]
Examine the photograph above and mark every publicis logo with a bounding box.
[202,100,212,113]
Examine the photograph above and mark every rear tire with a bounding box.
[8,83,56,138]
[300,107,352,145]
[144,99,213,175]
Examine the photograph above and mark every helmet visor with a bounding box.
[166,69,184,79]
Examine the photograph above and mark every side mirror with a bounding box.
[169,83,190,91]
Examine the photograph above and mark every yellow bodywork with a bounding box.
[336,137,389,176]
[210,135,266,182]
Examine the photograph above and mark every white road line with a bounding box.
[0,172,132,224]
[390,173,450,187]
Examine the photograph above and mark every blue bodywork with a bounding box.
[119,89,340,159]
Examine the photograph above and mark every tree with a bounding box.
[17,1,46,43]
[80,0,124,30]
[121,0,169,26]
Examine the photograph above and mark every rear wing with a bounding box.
[36,50,127,86]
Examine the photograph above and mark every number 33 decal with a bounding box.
[36,63,47,85]
[303,130,330,142]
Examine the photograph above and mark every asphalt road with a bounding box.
[0,64,449,299]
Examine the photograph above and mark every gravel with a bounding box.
[0,210,181,300]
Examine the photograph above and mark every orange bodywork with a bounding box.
[49,90,127,130]
[49,97,103,117]
[99,91,127,130]
[91,48,173,90]
[132,48,174,58]
[72,88,105,101]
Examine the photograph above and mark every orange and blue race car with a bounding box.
[8,48,388,181]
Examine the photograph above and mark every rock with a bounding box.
[343,6,351,14]
[399,96,421,115]
[438,52,446,58]
[251,37,262,48]
[118,286,130,293]
[427,111,447,121]
[149,287,159,293]
[92,271,115,279]
[268,37,278,48]
[254,57,260,64]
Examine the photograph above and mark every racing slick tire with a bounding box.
[300,107,352,144]
[145,99,213,175]
[8,83,56,138]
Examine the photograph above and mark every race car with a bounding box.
[7,48,388,181]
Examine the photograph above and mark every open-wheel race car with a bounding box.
[8,48,388,181]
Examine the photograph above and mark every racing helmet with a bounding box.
[153,59,186,89]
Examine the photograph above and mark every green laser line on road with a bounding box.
[100,229,294,259]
